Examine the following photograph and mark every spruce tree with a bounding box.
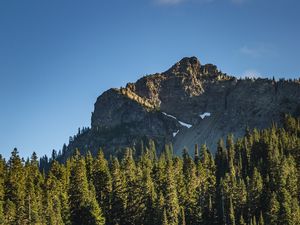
[155,192,165,225]
[266,192,279,225]
[5,148,26,224]
[215,139,227,224]
[122,148,144,224]
[46,160,70,225]
[164,160,179,225]
[85,151,94,182]
[249,168,263,216]
[227,134,236,177]
[68,151,105,225]
[252,216,257,225]
[4,199,16,224]
[0,198,3,225]
[182,149,197,224]
[23,153,44,225]
[45,173,65,225]
[194,144,199,164]
[228,197,236,225]
[239,214,246,225]
[258,211,264,225]
[162,208,169,225]
[279,188,294,225]
[0,154,6,224]
[141,165,157,225]
[0,155,5,224]
[93,150,112,222]
[179,206,186,225]
[216,139,228,183]
[111,158,126,225]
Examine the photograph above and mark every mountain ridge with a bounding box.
[61,56,300,160]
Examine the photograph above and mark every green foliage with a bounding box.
[267,192,280,225]
[228,197,236,225]
[111,157,126,225]
[164,160,179,225]
[68,152,105,225]
[1,115,300,224]
[92,150,112,222]
[0,155,5,224]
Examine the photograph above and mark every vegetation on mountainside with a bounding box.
[0,115,300,225]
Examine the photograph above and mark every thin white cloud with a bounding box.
[240,46,261,57]
[155,0,214,6]
[231,0,248,4]
[155,0,246,6]
[240,44,277,58]
[156,0,185,5]
[241,69,261,78]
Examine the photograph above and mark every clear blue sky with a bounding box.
[0,0,299,159]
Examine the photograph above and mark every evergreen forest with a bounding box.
[1,115,300,225]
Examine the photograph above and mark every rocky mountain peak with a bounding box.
[167,56,201,76]
[67,56,300,160]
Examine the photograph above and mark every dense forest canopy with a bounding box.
[0,115,300,225]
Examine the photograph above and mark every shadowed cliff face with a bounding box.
[67,56,300,157]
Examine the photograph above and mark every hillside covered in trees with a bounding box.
[1,115,300,225]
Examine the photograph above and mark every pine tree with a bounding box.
[0,155,5,224]
[173,157,186,209]
[239,214,246,225]
[93,150,111,222]
[279,188,294,225]
[164,160,179,225]
[0,199,3,225]
[266,192,279,225]
[162,208,169,225]
[122,148,144,224]
[249,168,263,216]
[152,153,167,198]
[4,199,16,224]
[258,211,264,225]
[215,139,228,224]
[290,197,300,224]
[228,197,236,225]
[179,206,186,225]
[45,159,70,225]
[5,148,26,224]
[68,152,105,225]
[155,191,165,225]
[194,144,199,164]
[252,216,257,225]
[45,173,65,225]
[23,152,44,225]
[227,134,236,177]
[111,158,126,225]
[46,160,70,225]
[216,139,228,183]
[182,149,197,224]
[141,164,157,225]
[85,151,94,182]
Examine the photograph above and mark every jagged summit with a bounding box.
[166,56,201,76]
[165,56,223,80]
[65,56,300,159]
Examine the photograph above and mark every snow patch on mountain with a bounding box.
[173,130,180,137]
[162,112,192,128]
[178,121,192,128]
[162,112,177,120]
[200,112,211,119]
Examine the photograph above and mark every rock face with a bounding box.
[66,56,300,157]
